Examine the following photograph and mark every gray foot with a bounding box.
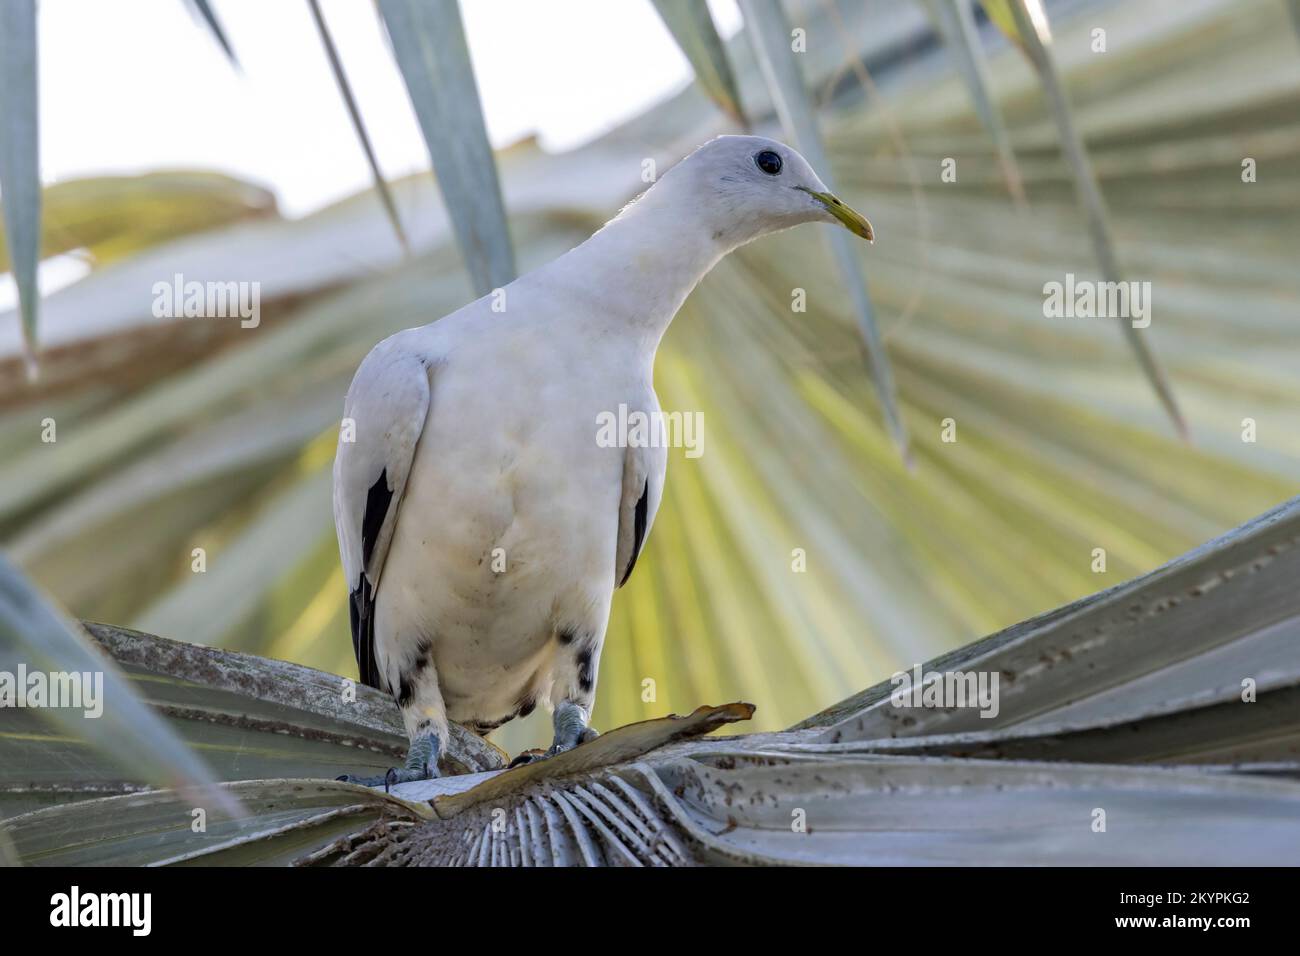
[509,701,598,768]
[338,732,441,791]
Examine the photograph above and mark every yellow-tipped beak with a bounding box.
[806,189,874,242]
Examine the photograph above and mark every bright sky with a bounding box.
[37,0,741,217]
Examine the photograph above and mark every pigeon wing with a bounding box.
[333,338,432,690]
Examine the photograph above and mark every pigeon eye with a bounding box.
[754,150,783,175]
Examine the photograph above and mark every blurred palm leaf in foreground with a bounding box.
[0,0,1298,768]
[0,0,40,368]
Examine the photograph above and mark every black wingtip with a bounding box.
[349,578,383,690]
[619,477,650,588]
[360,469,392,568]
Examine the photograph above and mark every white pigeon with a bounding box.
[333,135,874,785]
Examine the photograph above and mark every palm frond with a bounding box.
[307,0,409,256]
[0,558,240,819]
[738,0,910,463]
[922,0,1027,209]
[0,0,40,372]
[982,0,1187,437]
[7,492,1299,865]
[182,0,238,67]
[651,0,748,127]
[376,0,515,294]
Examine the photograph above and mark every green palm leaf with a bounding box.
[0,0,40,372]
[922,0,1027,209]
[0,171,276,271]
[651,0,748,127]
[738,0,911,464]
[0,557,240,819]
[376,0,516,294]
[981,0,1188,438]
[182,0,238,67]
[307,0,409,256]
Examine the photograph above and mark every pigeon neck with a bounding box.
[570,185,734,349]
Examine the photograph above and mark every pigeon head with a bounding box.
[657,135,874,248]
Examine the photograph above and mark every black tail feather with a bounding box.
[350,577,383,690]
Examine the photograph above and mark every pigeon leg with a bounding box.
[338,731,441,790]
[509,700,599,768]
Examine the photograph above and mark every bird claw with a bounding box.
[507,749,546,769]
[508,726,599,768]
[335,771,391,788]
[336,732,441,790]
[335,764,439,791]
